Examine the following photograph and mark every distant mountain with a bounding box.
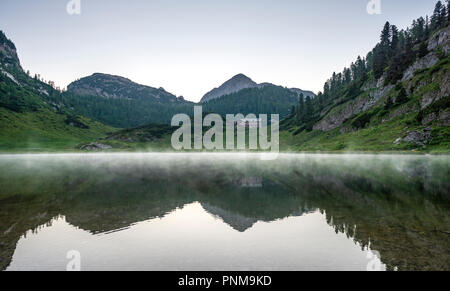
[203,84,301,119]
[201,74,258,103]
[63,73,194,128]
[67,73,180,103]
[200,73,315,103]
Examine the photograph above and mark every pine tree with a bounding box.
[425,15,430,37]
[297,94,305,124]
[291,105,296,116]
[395,86,408,105]
[323,83,330,98]
[431,1,444,29]
[373,44,386,79]
[441,3,447,25]
[380,22,391,47]
[384,96,393,109]
[391,25,399,51]
[305,96,313,122]
[418,41,428,58]
[404,35,415,64]
[344,67,351,84]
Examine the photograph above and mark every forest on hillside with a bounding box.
[285,0,450,132]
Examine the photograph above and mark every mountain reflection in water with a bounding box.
[0,153,448,271]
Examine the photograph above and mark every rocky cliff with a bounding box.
[314,27,449,134]
[0,31,21,69]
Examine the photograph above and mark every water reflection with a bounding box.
[0,153,448,271]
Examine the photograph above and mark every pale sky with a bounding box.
[0,0,437,102]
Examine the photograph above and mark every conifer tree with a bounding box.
[431,1,444,29]
[395,86,408,105]
[380,22,391,48]
[297,94,305,124]
[425,15,430,37]
[391,25,399,51]
[384,96,393,109]
[305,96,313,122]
[418,41,428,58]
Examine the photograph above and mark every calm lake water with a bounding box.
[0,153,449,271]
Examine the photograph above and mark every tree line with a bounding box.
[289,0,449,130]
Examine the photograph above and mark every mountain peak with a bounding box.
[67,73,178,102]
[231,73,252,80]
[201,73,257,103]
[0,31,21,69]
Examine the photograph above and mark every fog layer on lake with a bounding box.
[0,153,449,271]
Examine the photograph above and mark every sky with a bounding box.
[0,0,438,102]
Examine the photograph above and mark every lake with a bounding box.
[0,153,449,271]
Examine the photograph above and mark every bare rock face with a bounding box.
[0,67,20,85]
[313,81,394,132]
[0,31,21,69]
[428,26,450,54]
[402,52,439,82]
[420,72,450,109]
[439,111,450,126]
[201,74,258,103]
[80,143,112,151]
[394,128,432,147]
[314,96,368,131]
[423,111,450,126]
[312,27,450,133]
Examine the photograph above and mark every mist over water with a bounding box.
[0,153,449,271]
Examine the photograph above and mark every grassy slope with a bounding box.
[279,56,450,154]
[0,107,115,152]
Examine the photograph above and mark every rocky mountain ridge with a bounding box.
[201,73,315,103]
[67,73,184,103]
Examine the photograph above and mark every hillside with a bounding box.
[199,74,316,121]
[63,73,194,128]
[280,11,450,153]
[68,73,179,101]
[203,84,302,119]
[0,31,115,152]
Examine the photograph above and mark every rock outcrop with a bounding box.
[394,128,432,147]
[0,31,21,69]
[313,26,449,133]
[80,143,112,151]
